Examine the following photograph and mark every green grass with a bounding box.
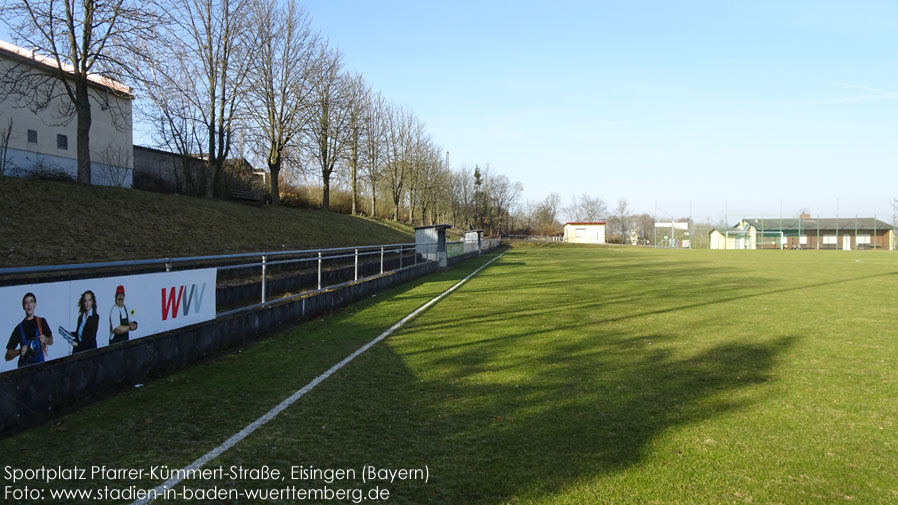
[0,176,414,267]
[2,247,897,504]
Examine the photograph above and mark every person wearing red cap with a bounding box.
[108,285,137,345]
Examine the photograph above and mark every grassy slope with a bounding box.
[2,247,896,504]
[0,177,414,267]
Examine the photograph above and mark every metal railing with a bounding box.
[500,235,562,242]
[448,238,502,258]
[0,242,438,317]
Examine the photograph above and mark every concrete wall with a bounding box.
[132,146,205,194]
[0,262,437,432]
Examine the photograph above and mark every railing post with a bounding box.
[317,251,322,290]
[261,254,267,304]
[399,245,403,270]
[380,247,384,274]
[165,259,172,272]
[414,245,417,266]
[354,249,359,281]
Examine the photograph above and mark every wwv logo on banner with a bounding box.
[161,283,208,321]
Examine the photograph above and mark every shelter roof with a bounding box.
[740,218,893,232]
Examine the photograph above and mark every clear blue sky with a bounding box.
[303,0,898,223]
[5,2,892,222]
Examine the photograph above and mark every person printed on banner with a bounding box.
[71,290,99,353]
[108,285,137,345]
[5,292,54,368]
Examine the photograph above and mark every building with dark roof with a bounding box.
[709,215,894,250]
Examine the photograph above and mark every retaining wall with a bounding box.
[0,262,437,432]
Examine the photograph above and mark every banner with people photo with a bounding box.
[1,269,217,374]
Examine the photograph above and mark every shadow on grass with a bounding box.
[237,322,797,504]
[0,248,817,504]
[209,248,805,504]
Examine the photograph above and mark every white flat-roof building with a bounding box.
[0,39,134,186]
[563,222,606,244]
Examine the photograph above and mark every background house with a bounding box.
[709,215,894,250]
[563,222,606,244]
[0,40,133,186]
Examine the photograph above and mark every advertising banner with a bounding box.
[1,268,216,374]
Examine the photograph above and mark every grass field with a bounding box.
[2,245,897,504]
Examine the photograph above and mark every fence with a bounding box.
[500,235,562,242]
[447,238,502,258]
[0,241,438,316]
[0,237,508,316]
[0,237,507,430]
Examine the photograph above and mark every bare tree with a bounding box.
[489,174,522,235]
[383,105,411,221]
[564,193,607,222]
[246,0,318,205]
[449,166,474,228]
[614,198,632,242]
[139,57,204,194]
[96,141,133,187]
[362,90,386,217]
[342,72,367,215]
[532,192,561,235]
[149,0,255,198]
[304,45,351,211]
[416,142,445,226]
[580,194,608,221]
[563,194,582,222]
[0,0,159,184]
[405,120,430,225]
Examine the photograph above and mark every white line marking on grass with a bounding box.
[132,251,507,505]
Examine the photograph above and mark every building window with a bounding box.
[823,235,837,245]
[857,235,871,245]
[799,235,808,245]
[27,129,37,143]
[56,134,68,150]
[575,228,586,237]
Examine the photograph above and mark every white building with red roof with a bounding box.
[0,39,134,185]
[562,222,606,244]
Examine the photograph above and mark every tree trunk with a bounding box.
[370,180,377,217]
[75,84,92,184]
[322,176,330,211]
[351,161,357,215]
[205,160,215,198]
[181,158,195,195]
[269,159,281,206]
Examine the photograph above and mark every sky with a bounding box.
[300,0,898,223]
[3,1,893,223]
